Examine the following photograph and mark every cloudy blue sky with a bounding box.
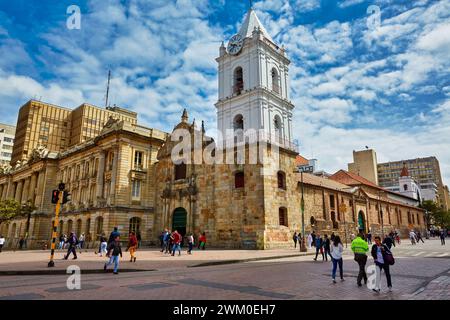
[0,0,449,184]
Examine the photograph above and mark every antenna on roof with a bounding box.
[105,70,111,108]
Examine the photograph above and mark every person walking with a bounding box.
[171,230,182,256]
[104,236,122,275]
[19,237,25,250]
[395,231,401,245]
[126,232,138,262]
[58,234,65,250]
[351,232,369,287]
[293,232,298,249]
[307,233,313,249]
[160,229,168,253]
[78,233,85,252]
[416,231,425,244]
[187,233,194,254]
[97,234,108,257]
[367,231,372,245]
[330,236,344,283]
[409,230,416,245]
[162,229,171,254]
[198,232,207,250]
[371,236,393,293]
[0,235,5,253]
[330,232,335,242]
[382,235,394,250]
[108,227,120,245]
[440,230,446,245]
[313,234,324,261]
[323,234,332,262]
[64,232,78,260]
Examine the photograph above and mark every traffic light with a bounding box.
[51,190,60,204]
[62,191,71,204]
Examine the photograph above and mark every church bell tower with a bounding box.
[215,8,295,151]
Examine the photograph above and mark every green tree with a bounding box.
[0,199,22,222]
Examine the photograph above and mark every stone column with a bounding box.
[7,179,15,199]
[15,180,24,203]
[1,183,6,200]
[21,178,30,204]
[95,152,105,206]
[29,173,37,205]
[35,171,45,209]
[109,148,118,206]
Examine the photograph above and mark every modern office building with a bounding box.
[0,123,16,165]
[378,157,448,210]
[11,100,138,166]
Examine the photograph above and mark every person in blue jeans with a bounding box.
[330,236,344,283]
[313,234,324,261]
[104,236,122,275]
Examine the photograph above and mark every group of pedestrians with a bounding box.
[160,229,207,256]
[101,227,140,274]
[307,230,395,293]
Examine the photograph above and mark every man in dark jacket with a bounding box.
[313,234,324,261]
[108,227,120,244]
[64,232,78,260]
[382,235,394,249]
[323,234,332,261]
[104,236,122,274]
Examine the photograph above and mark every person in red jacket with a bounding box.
[126,232,138,262]
[198,232,207,250]
[171,230,182,256]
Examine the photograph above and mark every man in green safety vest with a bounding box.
[351,232,369,287]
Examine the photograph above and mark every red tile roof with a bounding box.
[296,155,309,166]
[330,170,380,189]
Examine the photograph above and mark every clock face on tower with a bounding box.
[227,34,244,55]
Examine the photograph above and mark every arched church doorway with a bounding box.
[358,210,366,232]
[172,207,187,237]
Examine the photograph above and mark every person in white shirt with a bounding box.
[330,235,344,283]
[307,233,313,249]
[409,230,416,245]
[0,235,5,252]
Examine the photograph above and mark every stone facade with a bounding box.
[0,120,166,249]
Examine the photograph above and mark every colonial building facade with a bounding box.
[0,9,426,249]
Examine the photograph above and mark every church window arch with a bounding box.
[271,67,280,94]
[233,67,244,95]
[233,114,244,131]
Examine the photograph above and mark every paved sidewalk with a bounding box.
[0,247,314,274]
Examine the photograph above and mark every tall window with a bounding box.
[403,184,408,191]
[132,180,141,199]
[271,68,280,94]
[274,116,282,143]
[279,207,288,226]
[277,171,286,190]
[235,171,245,188]
[134,151,143,170]
[234,67,244,94]
[331,211,338,229]
[233,114,244,131]
[174,163,187,180]
[329,195,335,209]
[129,217,141,234]
[95,217,103,238]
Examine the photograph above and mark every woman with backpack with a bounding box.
[330,235,344,283]
[371,236,393,293]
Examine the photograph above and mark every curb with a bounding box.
[0,269,156,276]
[188,252,315,268]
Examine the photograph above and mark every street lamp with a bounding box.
[339,201,348,248]
[298,165,313,253]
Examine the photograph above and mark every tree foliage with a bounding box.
[0,199,22,222]
[420,200,450,229]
